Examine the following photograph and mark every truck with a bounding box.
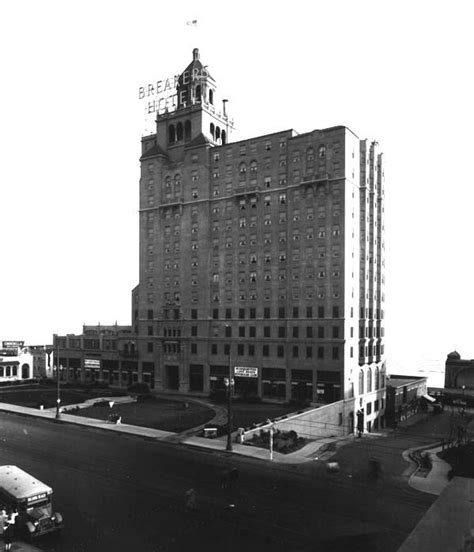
[0,465,63,539]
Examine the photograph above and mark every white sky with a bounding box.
[1,0,473,375]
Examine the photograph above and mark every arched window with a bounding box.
[374,367,380,390]
[210,123,215,139]
[306,147,314,161]
[215,126,221,141]
[209,89,214,105]
[367,368,372,393]
[319,144,326,158]
[195,85,201,102]
[21,363,30,379]
[249,160,258,173]
[221,130,226,145]
[184,120,191,141]
[168,124,176,143]
[239,162,247,175]
[176,122,183,141]
[359,369,364,395]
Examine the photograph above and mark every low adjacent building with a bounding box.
[385,374,429,426]
[53,325,149,389]
[0,341,33,382]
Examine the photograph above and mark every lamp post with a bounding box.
[55,343,61,419]
[267,419,277,461]
[462,385,466,416]
[224,337,234,451]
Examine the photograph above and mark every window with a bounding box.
[278,327,286,338]
[306,347,313,358]
[147,342,153,353]
[293,346,299,358]
[306,306,313,318]
[278,307,285,319]
[212,309,219,319]
[264,307,270,319]
[318,306,324,318]
[359,369,364,395]
[237,344,244,356]
[277,345,284,357]
[293,307,299,318]
[248,344,255,356]
[263,344,269,357]
[332,326,339,338]
[191,326,198,337]
[332,347,339,360]
[239,308,245,319]
[306,326,313,338]
[191,343,197,354]
[250,308,256,319]
[333,306,340,318]
[317,347,324,359]
[293,326,299,338]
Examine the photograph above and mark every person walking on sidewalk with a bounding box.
[3,519,13,552]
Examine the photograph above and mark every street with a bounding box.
[0,411,437,551]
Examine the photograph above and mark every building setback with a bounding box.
[134,49,386,429]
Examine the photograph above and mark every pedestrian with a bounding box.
[3,518,13,552]
[0,508,7,539]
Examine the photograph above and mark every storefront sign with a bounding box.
[234,366,258,378]
[84,359,101,368]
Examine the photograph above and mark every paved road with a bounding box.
[0,411,437,552]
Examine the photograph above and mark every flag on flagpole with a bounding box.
[186,19,197,26]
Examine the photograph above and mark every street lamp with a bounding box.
[266,419,277,461]
[462,385,466,416]
[224,335,234,451]
[55,343,61,419]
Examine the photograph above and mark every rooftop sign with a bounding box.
[138,67,209,118]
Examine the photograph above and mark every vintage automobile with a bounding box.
[0,465,63,539]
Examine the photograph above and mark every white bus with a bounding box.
[0,465,63,539]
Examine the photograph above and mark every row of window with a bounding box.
[187,342,341,359]
[211,144,329,162]
[358,366,386,394]
[201,306,341,319]
[0,366,19,377]
[191,325,342,339]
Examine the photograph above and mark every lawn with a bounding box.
[71,398,216,432]
[0,386,94,409]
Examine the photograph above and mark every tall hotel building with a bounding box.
[137,49,386,425]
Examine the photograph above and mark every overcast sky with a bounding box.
[1,0,473,376]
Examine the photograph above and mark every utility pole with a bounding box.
[55,340,61,419]
[225,338,234,451]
